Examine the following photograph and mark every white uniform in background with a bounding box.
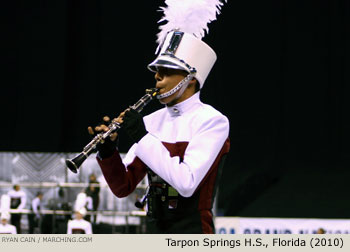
[32,197,42,217]
[67,219,92,234]
[8,189,26,210]
[0,222,17,234]
[7,188,26,233]
[74,192,93,212]
[0,212,17,234]
[67,208,92,234]
[0,194,11,211]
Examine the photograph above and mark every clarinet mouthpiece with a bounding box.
[146,88,159,98]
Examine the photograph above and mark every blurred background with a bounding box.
[1,0,349,233]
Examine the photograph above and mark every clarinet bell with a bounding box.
[66,152,88,173]
[66,88,158,174]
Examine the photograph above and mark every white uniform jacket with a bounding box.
[98,92,230,198]
[31,197,42,216]
[67,219,92,234]
[8,190,26,209]
[0,223,17,234]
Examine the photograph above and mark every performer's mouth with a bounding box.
[156,87,165,93]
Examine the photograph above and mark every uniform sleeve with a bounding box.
[135,114,230,197]
[97,147,147,198]
[32,198,39,215]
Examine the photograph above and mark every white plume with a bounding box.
[156,0,227,45]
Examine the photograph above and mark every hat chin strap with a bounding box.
[156,73,195,101]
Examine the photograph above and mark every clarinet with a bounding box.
[66,88,159,173]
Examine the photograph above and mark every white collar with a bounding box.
[166,92,201,117]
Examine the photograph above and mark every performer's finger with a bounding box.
[103,116,110,124]
[87,126,94,136]
[110,132,118,141]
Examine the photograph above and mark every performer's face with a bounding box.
[75,212,83,220]
[155,67,195,106]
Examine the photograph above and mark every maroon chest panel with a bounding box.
[72,228,85,234]
[161,141,189,162]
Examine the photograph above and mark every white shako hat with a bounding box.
[0,211,10,221]
[148,0,226,89]
[74,192,87,212]
[148,31,216,88]
[76,207,87,217]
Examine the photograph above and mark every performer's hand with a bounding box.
[122,109,148,143]
[87,116,121,158]
[88,116,120,141]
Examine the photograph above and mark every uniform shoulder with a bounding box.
[7,190,15,195]
[144,107,166,119]
[197,102,229,123]
[143,107,166,125]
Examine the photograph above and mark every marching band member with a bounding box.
[28,191,43,233]
[85,173,100,223]
[8,184,26,233]
[0,212,17,234]
[67,208,92,234]
[90,0,229,233]
[74,191,93,221]
[0,194,11,212]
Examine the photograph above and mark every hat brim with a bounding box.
[147,55,191,73]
